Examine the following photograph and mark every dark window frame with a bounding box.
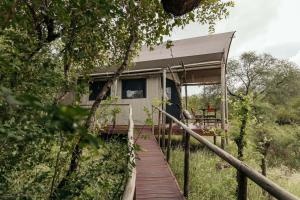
[89,80,110,101]
[122,78,147,99]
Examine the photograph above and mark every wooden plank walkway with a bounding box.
[135,133,184,200]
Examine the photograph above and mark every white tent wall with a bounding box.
[79,75,163,126]
[114,76,161,125]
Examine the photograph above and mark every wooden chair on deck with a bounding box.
[190,104,221,128]
[202,105,217,126]
[190,108,202,125]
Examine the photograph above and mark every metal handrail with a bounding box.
[153,106,299,200]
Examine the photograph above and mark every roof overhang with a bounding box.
[90,31,235,84]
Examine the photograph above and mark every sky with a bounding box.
[169,0,300,95]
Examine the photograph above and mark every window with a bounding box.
[89,80,110,101]
[122,78,146,99]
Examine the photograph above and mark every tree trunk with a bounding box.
[236,109,248,160]
[54,32,137,195]
[260,142,272,199]
[261,156,267,177]
[235,107,248,200]
[85,34,137,130]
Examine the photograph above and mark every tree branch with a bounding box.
[227,86,243,101]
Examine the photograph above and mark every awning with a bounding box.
[91,31,235,82]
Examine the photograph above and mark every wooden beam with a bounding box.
[151,106,155,136]
[183,84,190,198]
[167,120,173,162]
[181,61,187,83]
[225,72,229,145]
[220,61,226,149]
[88,60,221,77]
[162,69,167,152]
[158,110,161,145]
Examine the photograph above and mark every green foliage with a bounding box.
[187,85,221,111]
[93,97,121,132]
[54,138,129,200]
[266,125,300,169]
[143,106,153,126]
[170,144,300,200]
[187,51,300,196]
[1,136,128,199]
[0,0,234,198]
[226,52,300,170]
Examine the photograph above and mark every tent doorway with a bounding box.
[166,79,181,122]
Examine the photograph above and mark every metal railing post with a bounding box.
[167,119,173,162]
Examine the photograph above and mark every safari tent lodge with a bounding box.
[80,32,235,134]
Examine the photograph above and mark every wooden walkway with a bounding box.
[135,133,184,200]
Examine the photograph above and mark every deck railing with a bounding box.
[153,106,300,200]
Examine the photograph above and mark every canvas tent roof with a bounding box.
[91,31,235,76]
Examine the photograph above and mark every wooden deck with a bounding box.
[135,132,185,200]
[102,125,218,136]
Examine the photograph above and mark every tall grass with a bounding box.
[169,147,300,200]
[1,136,128,200]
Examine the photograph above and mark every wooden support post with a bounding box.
[162,69,167,152]
[183,84,190,198]
[181,97,186,147]
[151,106,155,136]
[158,110,161,145]
[237,171,248,200]
[221,61,226,149]
[213,135,217,145]
[185,85,188,114]
[166,65,185,147]
[114,79,118,96]
[184,130,190,198]
[202,109,205,127]
[167,120,173,162]
[225,75,229,145]
[181,62,188,147]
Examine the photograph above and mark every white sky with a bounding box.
[169,0,300,95]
